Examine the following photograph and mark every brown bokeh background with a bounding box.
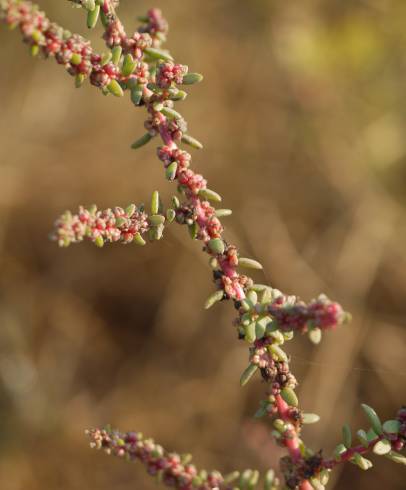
[0,1,405,489]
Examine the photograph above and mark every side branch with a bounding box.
[86,426,280,489]
[53,199,170,247]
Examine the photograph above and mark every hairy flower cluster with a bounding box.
[267,294,347,333]
[157,62,188,88]
[53,205,149,247]
[86,427,227,490]
[139,7,168,45]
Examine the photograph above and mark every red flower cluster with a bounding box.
[139,7,168,44]
[157,62,188,88]
[53,205,149,247]
[267,294,346,333]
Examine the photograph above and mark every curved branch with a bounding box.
[4,2,403,490]
[0,2,349,488]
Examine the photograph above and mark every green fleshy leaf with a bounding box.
[131,86,143,105]
[101,52,112,66]
[198,188,222,203]
[148,214,165,226]
[385,450,406,465]
[115,217,127,228]
[342,423,352,448]
[309,327,322,345]
[214,209,232,218]
[107,79,124,97]
[319,469,330,486]
[264,469,276,490]
[361,404,383,435]
[83,0,96,10]
[302,413,320,424]
[247,290,257,304]
[240,364,258,387]
[255,317,270,339]
[352,453,373,471]
[86,4,100,28]
[373,439,392,455]
[280,387,298,407]
[131,133,153,150]
[30,45,40,57]
[255,320,266,340]
[239,469,253,488]
[245,322,256,343]
[224,471,240,484]
[238,257,263,270]
[161,107,183,120]
[310,478,325,490]
[153,102,164,112]
[144,47,173,62]
[134,233,146,246]
[268,330,284,344]
[334,443,347,461]
[151,191,160,215]
[122,53,136,76]
[125,204,136,217]
[208,238,225,255]
[171,196,180,209]
[382,419,401,434]
[181,72,204,85]
[99,9,109,28]
[166,208,176,223]
[248,470,259,488]
[356,429,369,447]
[254,401,268,419]
[137,15,149,23]
[111,46,122,65]
[169,90,187,101]
[75,73,85,88]
[148,224,164,241]
[181,133,203,149]
[366,428,379,441]
[269,344,288,362]
[273,418,286,433]
[188,222,198,239]
[165,161,178,181]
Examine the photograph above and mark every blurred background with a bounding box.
[0,0,405,489]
